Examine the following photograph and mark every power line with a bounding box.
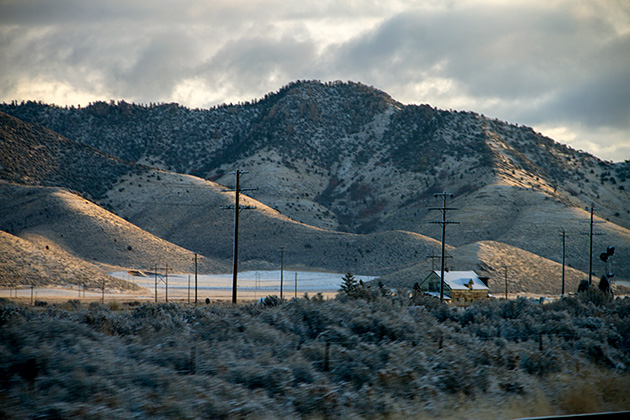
[579,204,605,285]
[121,201,209,207]
[429,192,459,303]
[560,229,566,296]
[194,253,198,305]
[426,250,453,271]
[501,265,510,299]
[280,246,285,300]
[221,170,256,304]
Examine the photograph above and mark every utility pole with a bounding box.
[426,251,438,271]
[280,247,285,300]
[429,192,459,303]
[580,205,605,285]
[560,229,566,296]
[295,272,298,299]
[194,253,198,304]
[255,272,260,300]
[154,265,158,303]
[502,265,509,299]
[221,170,256,304]
[165,263,169,303]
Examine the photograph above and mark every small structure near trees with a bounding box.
[418,270,489,306]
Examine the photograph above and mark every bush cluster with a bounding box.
[1,294,629,419]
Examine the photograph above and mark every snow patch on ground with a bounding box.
[108,270,374,300]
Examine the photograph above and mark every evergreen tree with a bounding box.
[340,272,358,296]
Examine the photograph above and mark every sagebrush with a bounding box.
[1,293,629,419]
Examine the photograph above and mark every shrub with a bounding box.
[1,294,629,418]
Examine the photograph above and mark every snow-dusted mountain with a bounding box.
[2,80,629,291]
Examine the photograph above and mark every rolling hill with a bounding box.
[0,229,140,292]
[0,182,229,276]
[102,169,446,276]
[1,80,628,293]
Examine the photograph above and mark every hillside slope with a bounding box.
[0,182,229,274]
[377,240,588,295]
[1,81,628,291]
[2,81,628,234]
[415,182,630,282]
[0,110,143,200]
[104,170,445,276]
[0,230,141,292]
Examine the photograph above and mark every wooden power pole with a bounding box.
[194,253,198,304]
[429,192,458,303]
[560,229,566,296]
[580,205,605,286]
[222,170,256,304]
[280,246,285,300]
[502,265,509,299]
[153,264,168,302]
[426,250,453,271]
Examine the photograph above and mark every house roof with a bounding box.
[431,270,488,290]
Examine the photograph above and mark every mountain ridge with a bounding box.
[3,81,627,232]
[1,80,628,291]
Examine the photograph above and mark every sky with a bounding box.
[1,0,629,162]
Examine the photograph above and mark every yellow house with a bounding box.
[419,271,489,306]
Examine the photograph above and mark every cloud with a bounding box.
[321,2,629,160]
[198,28,319,104]
[0,0,628,161]
[541,57,630,130]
